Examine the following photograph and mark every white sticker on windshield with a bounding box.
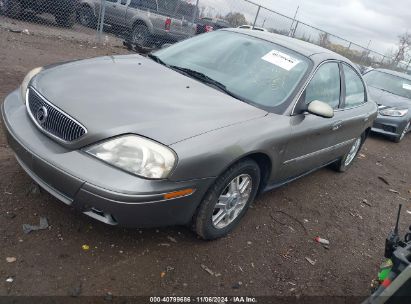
[261,50,300,71]
[403,83,411,91]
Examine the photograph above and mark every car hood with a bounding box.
[31,54,267,147]
[368,86,411,109]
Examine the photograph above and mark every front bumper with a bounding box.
[371,114,408,137]
[1,90,214,228]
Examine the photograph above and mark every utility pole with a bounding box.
[360,40,372,65]
[406,58,411,72]
[366,40,372,50]
[97,0,106,44]
[192,0,200,23]
[288,5,299,37]
[252,5,261,29]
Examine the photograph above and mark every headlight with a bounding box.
[85,135,176,179]
[21,67,43,101]
[379,107,408,117]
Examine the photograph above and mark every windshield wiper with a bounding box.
[147,59,248,103]
[147,53,169,67]
[169,66,247,102]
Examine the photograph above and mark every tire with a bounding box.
[55,11,75,28]
[78,5,96,28]
[393,121,410,143]
[130,24,151,48]
[3,0,21,18]
[193,159,260,240]
[333,135,364,172]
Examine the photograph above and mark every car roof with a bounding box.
[224,28,349,63]
[372,68,411,81]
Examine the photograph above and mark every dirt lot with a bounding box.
[0,25,411,299]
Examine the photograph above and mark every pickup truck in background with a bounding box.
[78,0,197,47]
[1,0,78,27]
[195,17,230,35]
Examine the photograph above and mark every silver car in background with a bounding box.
[1,29,377,239]
[78,0,196,46]
[364,69,411,142]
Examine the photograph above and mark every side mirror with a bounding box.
[307,100,334,118]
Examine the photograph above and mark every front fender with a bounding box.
[130,15,154,33]
[168,114,289,182]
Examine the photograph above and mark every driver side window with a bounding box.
[305,62,341,109]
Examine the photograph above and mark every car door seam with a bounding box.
[283,138,355,165]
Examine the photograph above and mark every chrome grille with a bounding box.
[26,88,87,142]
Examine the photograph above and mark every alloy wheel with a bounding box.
[132,25,148,46]
[80,7,92,26]
[212,174,252,229]
[344,137,361,167]
[399,121,410,141]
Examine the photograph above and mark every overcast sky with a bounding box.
[191,0,410,55]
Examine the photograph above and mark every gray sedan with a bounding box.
[1,29,377,239]
[363,69,411,142]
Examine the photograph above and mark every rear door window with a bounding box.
[132,0,157,11]
[343,64,366,108]
[143,0,157,10]
[129,0,140,8]
[175,2,195,19]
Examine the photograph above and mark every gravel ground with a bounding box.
[0,24,411,299]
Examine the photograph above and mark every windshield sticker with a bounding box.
[261,50,300,71]
[403,83,411,91]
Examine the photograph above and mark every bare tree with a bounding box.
[199,6,206,18]
[224,12,248,27]
[393,31,411,64]
[318,32,330,48]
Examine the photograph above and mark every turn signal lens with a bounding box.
[163,188,194,200]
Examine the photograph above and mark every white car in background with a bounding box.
[237,25,268,32]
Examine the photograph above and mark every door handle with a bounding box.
[331,120,343,131]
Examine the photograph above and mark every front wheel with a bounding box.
[333,136,363,172]
[193,159,260,240]
[393,121,410,143]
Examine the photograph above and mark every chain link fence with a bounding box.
[0,0,409,72]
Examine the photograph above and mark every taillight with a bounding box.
[205,25,214,32]
[165,18,171,31]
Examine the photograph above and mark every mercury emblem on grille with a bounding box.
[36,106,48,125]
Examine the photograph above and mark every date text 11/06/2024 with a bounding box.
[149,296,258,303]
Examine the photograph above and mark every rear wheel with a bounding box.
[333,135,363,172]
[193,159,260,240]
[78,5,96,28]
[393,121,410,143]
[130,24,151,47]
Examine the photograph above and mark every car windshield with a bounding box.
[363,70,411,99]
[154,31,311,112]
